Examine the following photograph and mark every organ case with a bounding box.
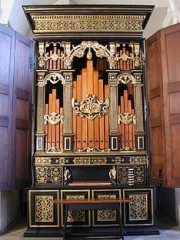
[23,5,155,237]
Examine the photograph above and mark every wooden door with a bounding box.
[13,32,33,188]
[146,23,180,187]
[0,24,15,190]
[0,24,33,190]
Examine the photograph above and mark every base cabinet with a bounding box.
[27,187,154,235]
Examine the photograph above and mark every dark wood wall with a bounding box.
[0,24,33,190]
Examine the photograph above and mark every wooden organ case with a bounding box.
[24,5,155,237]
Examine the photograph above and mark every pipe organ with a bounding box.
[24,5,156,237]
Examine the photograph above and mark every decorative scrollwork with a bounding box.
[46,147,63,153]
[116,52,134,62]
[64,41,117,69]
[129,194,148,220]
[118,113,136,124]
[117,73,136,84]
[37,72,65,87]
[72,94,109,120]
[74,147,110,153]
[44,112,64,125]
[35,196,54,222]
[120,147,136,151]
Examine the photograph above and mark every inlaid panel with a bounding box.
[29,190,60,227]
[123,188,154,226]
[61,190,90,227]
[92,189,121,226]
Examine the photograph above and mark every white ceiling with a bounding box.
[3,0,180,39]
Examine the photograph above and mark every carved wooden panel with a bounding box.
[29,189,60,227]
[123,188,154,226]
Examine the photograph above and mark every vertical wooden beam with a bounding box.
[108,71,119,151]
[62,70,74,151]
[133,71,145,150]
[72,80,77,149]
[36,70,47,152]
[76,75,82,149]
[104,84,109,149]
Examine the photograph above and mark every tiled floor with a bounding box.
[0,213,179,240]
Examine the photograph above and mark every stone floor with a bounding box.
[0,212,180,240]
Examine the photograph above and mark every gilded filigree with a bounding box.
[67,210,86,223]
[35,157,66,165]
[73,157,107,165]
[36,166,63,184]
[129,156,147,164]
[72,94,109,120]
[134,43,141,67]
[129,194,148,221]
[44,112,64,125]
[97,209,116,222]
[74,147,110,153]
[118,113,136,125]
[64,41,117,69]
[35,196,54,222]
[31,15,145,33]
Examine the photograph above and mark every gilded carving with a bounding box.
[44,112,64,125]
[38,42,46,67]
[74,147,110,153]
[37,72,65,87]
[73,157,107,165]
[117,166,145,185]
[35,157,66,165]
[31,15,145,32]
[120,147,136,151]
[72,94,109,120]
[67,209,86,223]
[64,41,117,69]
[96,194,117,221]
[46,147,63,153]
[134,166,145,183]
[129,194,148,221]
[134,43,141,67]
[129,156,147,164]
[118,113,136,125]
[36,166,63,184]
[35,196,54,222]
[117,73,136,84]
[97,209,116,222]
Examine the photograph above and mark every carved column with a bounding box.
[36,70,47,151]
[62,70,74,151]
[108,71,119,150]
[133,71,145,150]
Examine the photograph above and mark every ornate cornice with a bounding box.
[23,5,154,38]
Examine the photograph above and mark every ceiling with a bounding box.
[4,0,180,39]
